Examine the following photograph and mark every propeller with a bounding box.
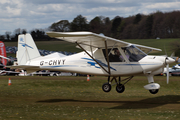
[165,57,169,84]
[165,56,179,84]
[166,63,169,84]
[164,45,169,84]
[164,45,176,84]
[163,44,180,84]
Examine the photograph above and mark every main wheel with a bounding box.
[116,84,125,93]
[149,89,159,94]
[102,83,111,92]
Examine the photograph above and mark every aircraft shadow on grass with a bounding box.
[36,95,180,109]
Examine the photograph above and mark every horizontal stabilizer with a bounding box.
[0,55,9,60]
[10,65,40,69]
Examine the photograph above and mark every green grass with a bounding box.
[0,76,180,120]
[3,38,180,119]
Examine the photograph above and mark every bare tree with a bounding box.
[5,31,11,40]
[70,15,89,31]
[49,20,70,32]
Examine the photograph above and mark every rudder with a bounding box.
[17,34,41,65]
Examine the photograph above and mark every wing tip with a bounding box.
[46,31,94,37]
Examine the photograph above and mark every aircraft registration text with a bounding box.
[40,59,66,66]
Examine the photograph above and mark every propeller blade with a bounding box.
[166,64,169,84]
[170,52,175,57]
[164,45,167,57]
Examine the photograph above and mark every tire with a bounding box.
[102,83,111,92]
[116,84,125,93]
[149,89,159,94]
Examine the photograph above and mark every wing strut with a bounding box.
[104,40,111,75]
[75,42,110,75]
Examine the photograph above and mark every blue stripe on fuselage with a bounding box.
[81,58,116,71]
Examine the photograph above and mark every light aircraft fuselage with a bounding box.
[24,45,174,77]
[12,32,177,94]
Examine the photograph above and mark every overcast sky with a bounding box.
[0,0,180,35]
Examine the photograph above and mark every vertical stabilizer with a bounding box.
[17,34,41,65]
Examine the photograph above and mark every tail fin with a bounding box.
[17,34,41,65]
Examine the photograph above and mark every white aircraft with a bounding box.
[12,32,178,94]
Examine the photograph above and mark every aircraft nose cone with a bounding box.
[166,57,175,64]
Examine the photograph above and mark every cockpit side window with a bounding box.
[102,48,125,62]
[122,45,147,62]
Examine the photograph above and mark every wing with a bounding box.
[46,32,162,53]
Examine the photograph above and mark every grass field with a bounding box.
[0,76,180,120]
[3,38,180,119]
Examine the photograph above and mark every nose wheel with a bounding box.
[149,89,159,94]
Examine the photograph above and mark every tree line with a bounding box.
[0,28,49,41]
[49,10,180,39]
[1,10,180,41]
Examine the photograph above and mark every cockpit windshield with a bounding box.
[102,45,147,63]
[122,45,147,62]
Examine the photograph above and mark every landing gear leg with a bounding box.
[115,77,125,93]
[146,75,160,94]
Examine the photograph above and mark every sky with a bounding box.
[0,0,180,35]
